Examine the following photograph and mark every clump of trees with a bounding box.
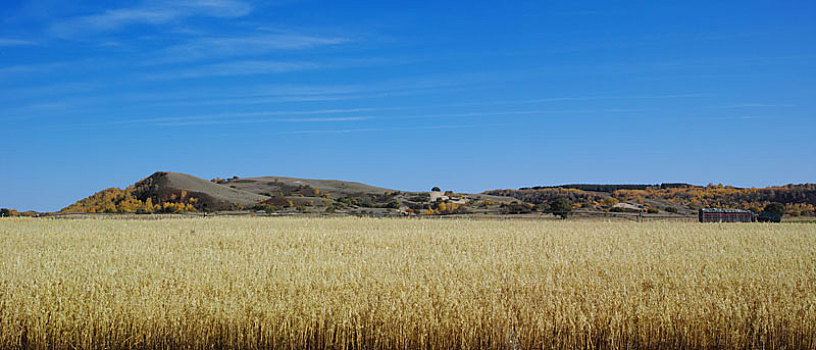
[600,197,619,208]
[337,194,399,209]
[425,202,469,215]
[0,208,40,217]
[500,202,535,214]
[546,198,573,219]
[210,177,228,184]
[484,188,604,205]
[521,183,693,192]
[61,188,197,214]
[758,202,785,222]
[489,183,816,217]
[613,184,816,215]
[252,196,295,213]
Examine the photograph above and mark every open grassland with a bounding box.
[0,218,814,349]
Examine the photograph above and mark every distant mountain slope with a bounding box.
[59,171,519,215]
[61,172,269,213]
[59,171,813,218]
[227,176,394,198]
[133,172,269,210]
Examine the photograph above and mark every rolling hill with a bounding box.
[61,172,269,213]
[57,171,519,215]
[226,176,394,198]
[50,172,815,218]
[133,172,269,210]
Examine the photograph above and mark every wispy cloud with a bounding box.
[0,62,69,79]
[105,107,646,129]
[145,60,321,79]
[50,0,252,37]
[421,93,713,110]
[706,103,795,109]
[383,108,649,121]
[151,33,349,63]
[1,103,74,120]
[0,38,37,46]
[110,108,374,126]
[145,56,391,80]
[157,116,370,127]
[280,123,512,135]
[281,127,381,135]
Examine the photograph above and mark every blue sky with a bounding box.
[1,1,814,211]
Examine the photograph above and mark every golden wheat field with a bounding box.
[0,217,814,350]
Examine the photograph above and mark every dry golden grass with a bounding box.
[0,217,814,349]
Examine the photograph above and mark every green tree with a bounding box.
[548,198,572,219]
[759,202,785,222]
[763,202,785,216]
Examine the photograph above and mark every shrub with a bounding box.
[548,198,572,219]
[500,202,534,214]
[758,202,785,223]
[600,197,619,207]
[764,202,785,217]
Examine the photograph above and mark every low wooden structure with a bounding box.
[699,208,755,223]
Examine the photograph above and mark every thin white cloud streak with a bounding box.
[109,107,647,128]
[147,85,365,106]
[626,54,816,72]
[706,103,796,109]
[138,73,713,107]
[435,93,714,109]
[702,115,768,121]
[145,60,321,79]
[109,108,374,125]
[384,108,649,121]
[3,102,72,114]
[149,84,459,107]
[0,38,36,46]
[0,62,70,80]
[157,116,371,127]
[280,123,513,135]
[144,56,394,80]
[282,127,381,135]
[50,0,252,37]
[150,33,349,64]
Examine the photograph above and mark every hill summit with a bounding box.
[61,172,268,213]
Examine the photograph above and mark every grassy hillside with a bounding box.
[57,172,517,216]
[227,176,394,197]
[52,171,814,217]
[61,172,268,213]
[485,183,816,216]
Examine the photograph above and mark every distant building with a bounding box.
[612,202,645,212]
[429,191,468,205]
[429,190,446,202]
[698,208,755,223]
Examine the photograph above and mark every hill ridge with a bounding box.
[46,171,816,218]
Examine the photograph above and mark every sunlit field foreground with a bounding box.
[1,218,814,349]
